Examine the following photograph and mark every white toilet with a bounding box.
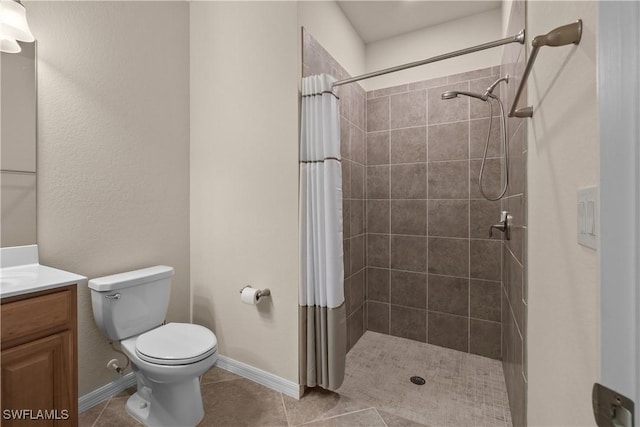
[89,266,217,427]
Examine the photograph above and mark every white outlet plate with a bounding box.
[577,186,598,250]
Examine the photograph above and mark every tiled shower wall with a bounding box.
[302,29,367,351]
[500,0,528,425]
[303,29,508,360]
[363,68,505,360]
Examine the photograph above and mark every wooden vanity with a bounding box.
[1,285,78,426]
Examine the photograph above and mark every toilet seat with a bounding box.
[135,323,217,366]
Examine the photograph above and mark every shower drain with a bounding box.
[410,376,426,385]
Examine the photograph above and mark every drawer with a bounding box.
[1,288,73,346]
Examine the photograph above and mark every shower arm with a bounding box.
[331,30,525,88]
[509,20,583,118]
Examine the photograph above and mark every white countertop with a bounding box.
[0,245,87,299]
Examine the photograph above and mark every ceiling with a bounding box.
[337,1,502,44]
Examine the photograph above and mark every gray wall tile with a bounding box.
[390,90,426,129]
[470,118,501,159]
[391,200,427,236]
[428,238,469,277]
[351,235,365,273]
[367,97,389,132]
[428,82,469,124]
[367,131,390,166]
[391,236,428,273]
[428,161,469,199]
[470,239,502,281]
[470,199,501,240]
[470,319,501,359]
[367,301,390,334]
[390,270,427,309]
[390,127,427,164]
[367,200,390,234]
[390,305,427,342]
[351,163,365,199]
[391,164,428,199]
[351,199,364,236]
[470,158,501,200]
[470,279,501,322]
[428,275,469,316]
[367,234,390,268]
[366,166,389,199]
[428,122,469,161]
[350,269,365,313]
[367,267,390,303]
[428,312,468,352]
[350,124,365,165]
[428,200,469,238]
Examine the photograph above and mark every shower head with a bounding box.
[441,91,460,100]
[441,75,510,102]
[440,90,486,101]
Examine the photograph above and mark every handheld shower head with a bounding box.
[440,90,486,101]
[441,75,510,102]
[441,91,459,100]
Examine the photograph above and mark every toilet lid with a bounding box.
[135,323,217,366]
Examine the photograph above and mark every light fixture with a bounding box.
[1,36,20,53]
[0,0,35,53]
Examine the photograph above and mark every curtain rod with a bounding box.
[332,29,525,88]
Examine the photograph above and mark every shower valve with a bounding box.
[489,211,511,240]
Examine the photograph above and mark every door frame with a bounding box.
[598,0,640,424]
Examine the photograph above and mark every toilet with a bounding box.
[89,266,217,427]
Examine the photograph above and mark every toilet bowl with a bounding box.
[89,266,217,427]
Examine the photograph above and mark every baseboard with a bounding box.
[215,355,302,399]
[78,372,136,413]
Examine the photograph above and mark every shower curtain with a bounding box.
[299,74,346,391]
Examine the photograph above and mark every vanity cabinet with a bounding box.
[1,285,77,426]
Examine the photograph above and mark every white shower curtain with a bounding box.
[299,74,346,391]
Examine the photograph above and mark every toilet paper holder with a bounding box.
[239,286,271,300]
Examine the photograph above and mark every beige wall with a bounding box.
[365,8,502,90]
[28,1,191,395]
[502,0,514,38]
[527,2,600,425]
[297,1,366,84]
[190,1,300,382]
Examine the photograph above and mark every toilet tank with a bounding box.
[88,266,174,340]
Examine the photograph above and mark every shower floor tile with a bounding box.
[336,331,512,427]
[81,331,511,427]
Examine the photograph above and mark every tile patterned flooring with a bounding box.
[81,332,512,427]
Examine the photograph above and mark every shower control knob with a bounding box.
[489,211,511,240]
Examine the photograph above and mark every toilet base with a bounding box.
[125,376,205,427]
[125,392,150,423]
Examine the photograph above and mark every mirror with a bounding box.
[1,41,37,247]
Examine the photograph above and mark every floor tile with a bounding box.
[85,335,512,427]
[200,366,242,385]
[93,396,141,427]
[283,387,370,426]
[301,408,385,427]
[337,331,512,427]
[199,378,287,426]
[79,401,107,427]
[377,409,428,427]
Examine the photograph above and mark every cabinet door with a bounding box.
[1,332,74,427]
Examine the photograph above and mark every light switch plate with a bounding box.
[578,186,598,250]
